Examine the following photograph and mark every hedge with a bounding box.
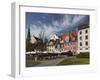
[76,52,89,58]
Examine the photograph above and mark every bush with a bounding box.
[76,52,89,58]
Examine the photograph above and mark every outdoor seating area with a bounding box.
[26,51,73,61]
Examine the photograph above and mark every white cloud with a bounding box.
[60,15,86,28]
[52,20,60,27]
[27,14,87,39]
[61,15,73,27]
[30,23,62,39]
[72,15,86,24]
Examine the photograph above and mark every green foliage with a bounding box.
[58,56,89,65]
[76,52,89,58]
[26,36,47,52]
[26,29,48,52]
[26,37,33,52]
[26,59,40,67]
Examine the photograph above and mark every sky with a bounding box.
[26,12,89,39]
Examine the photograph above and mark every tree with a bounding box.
[36,30,47,51]
[26,37,33,52]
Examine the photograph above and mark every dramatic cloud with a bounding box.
[30,23,63,39]
[72,15,87,24]
[26,12,89,39]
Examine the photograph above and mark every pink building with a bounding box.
[59,31,78,55]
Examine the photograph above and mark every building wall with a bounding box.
[62,42,78,55]
[78,28,90,53]
[59,32,78,54]
[61,34,69,42]
[31,36,37,44]
[47,46,55,53]
[69,32,77,41]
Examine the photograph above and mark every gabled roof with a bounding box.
[49,34,59,40]
[33,35,41,41]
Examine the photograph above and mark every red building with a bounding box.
[69,31,77,41]
[59,34,69,42]
[58,31,78,55]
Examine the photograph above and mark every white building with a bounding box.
[47,34,59,53]
[49,34,59,40]
[47,45,55,53]
[31,36,37,44]
[78,25,90,53]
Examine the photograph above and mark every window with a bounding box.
[85,48,88,50]
[80,31,82,34]
[80,36,82,40]
[85,30,88,33]
[80,48,82,50]
[85,35,88,39]
[80,42,82,46]
[85,41,88,46]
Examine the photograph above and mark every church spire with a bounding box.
[27,24,31,38]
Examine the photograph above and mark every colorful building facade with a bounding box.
[58,31,78,55]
